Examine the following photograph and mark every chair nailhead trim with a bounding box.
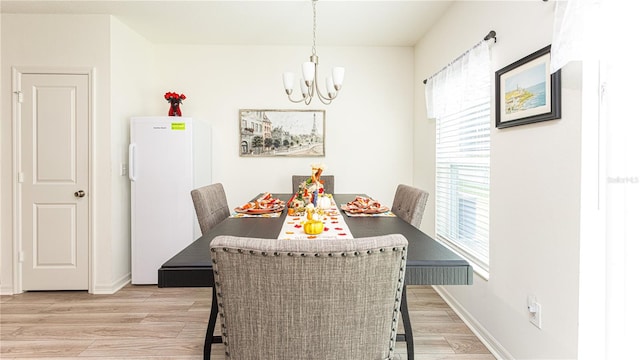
[214,246,404,257]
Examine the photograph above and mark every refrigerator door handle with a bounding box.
[128,143,136,181]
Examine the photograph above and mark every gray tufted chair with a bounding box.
[391,184,429,228]
[190,183,230,235]
[208,234,408,360]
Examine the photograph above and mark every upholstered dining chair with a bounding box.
[190,183,230,235]
[207,234,408,360]
[292,174,335,194]
[392,184,429,228]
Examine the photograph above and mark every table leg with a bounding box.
[204,287,223,360]
[399,284,414,360]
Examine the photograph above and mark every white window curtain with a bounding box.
[550,0,623,73]
[425,40,491,271]
[551,0,639,358]
[426,41,491,119]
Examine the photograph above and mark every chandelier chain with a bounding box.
[311,0,317,56]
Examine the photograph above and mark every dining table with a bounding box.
[158,193,473,360]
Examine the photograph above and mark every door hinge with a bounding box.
[19,251,24,263]
[18,172,24,183]
[14,91,23,103]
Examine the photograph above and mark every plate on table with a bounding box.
[341,196,390,214]
[234,205,285,214]
[234,192,285,214]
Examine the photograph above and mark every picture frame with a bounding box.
[239,109,325,157]
[495,45,561,129]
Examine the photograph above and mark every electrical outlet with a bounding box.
[527,295,542,329]
[529,302,542,328]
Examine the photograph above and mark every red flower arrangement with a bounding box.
[164,92,186,116]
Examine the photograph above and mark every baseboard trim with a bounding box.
[92,273,131,294]
[432,285,514,360]
[0,284,15,295]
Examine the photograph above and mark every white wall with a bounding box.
[109,17,154,290]
[0,7,4,293]
[414,2,580,359]
[0,14,114,293]
[1,13,415,293]
[149,44,415,210]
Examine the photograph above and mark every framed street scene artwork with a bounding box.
[239,109,325,157]
[495,45,561,129]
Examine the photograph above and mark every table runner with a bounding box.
[277,202,354,240]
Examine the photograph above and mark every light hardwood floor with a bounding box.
[0,285,494,359]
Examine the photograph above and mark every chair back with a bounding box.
[292,175,335,194]
[392,184,429,228]
[191,183,230,235]
[210,234,408,360]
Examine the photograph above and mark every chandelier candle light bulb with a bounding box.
[282,0,344,105]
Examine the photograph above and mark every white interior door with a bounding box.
[18,72,90,291]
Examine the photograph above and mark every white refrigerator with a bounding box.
[129,117,211,284]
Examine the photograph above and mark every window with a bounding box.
[426,41,491,271]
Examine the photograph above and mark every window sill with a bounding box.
[434,236,490,281]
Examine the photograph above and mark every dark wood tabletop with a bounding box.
[158,194,473,287]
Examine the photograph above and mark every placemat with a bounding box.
[341,209,397,218]
[229,211,283,218]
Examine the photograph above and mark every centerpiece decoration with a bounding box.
[303,204,324,235]
[164,91,186,116]
[288,163,332,215]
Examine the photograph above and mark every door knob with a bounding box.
[74,190,86,198]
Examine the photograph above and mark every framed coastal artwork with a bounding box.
[239,109,325,157]
[495,45,561,129]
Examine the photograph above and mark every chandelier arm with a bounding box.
[287,94,311,104]
[316,95,333,105]
[315,86,337,102]
[314,82,333,104]
[312,60,337,102]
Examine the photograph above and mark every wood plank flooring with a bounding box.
[0,285,494,359]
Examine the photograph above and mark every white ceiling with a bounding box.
[1,0,454,46]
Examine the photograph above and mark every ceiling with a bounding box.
[1,0,454,46]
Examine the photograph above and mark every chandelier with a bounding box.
[282,0,345,105]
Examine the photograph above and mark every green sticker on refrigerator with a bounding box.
[171,122,186,130]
